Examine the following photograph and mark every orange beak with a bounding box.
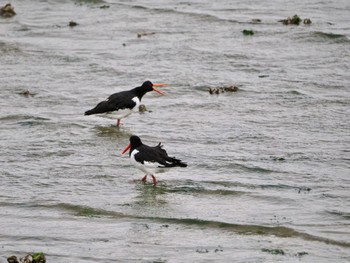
[152,83,167,95]
[122,143,131,154]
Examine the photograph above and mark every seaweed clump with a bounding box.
[303,18,312,24]
[261,248,285,255]
[279,15,312,25]
[68,21,79,27]
[18,89,36,97]
[0,3,16,18]
[7,252,46,263]
[137,32,156,38]
[139,104,147,112]
[251,19,261,23]
[209,86,239,94]
[242,29,254,36]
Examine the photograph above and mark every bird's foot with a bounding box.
[141,175,147,183]
[117,119,121,127]
[151,175,157,186]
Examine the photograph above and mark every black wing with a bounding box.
[134,143,187,168]
[85,91,136,115]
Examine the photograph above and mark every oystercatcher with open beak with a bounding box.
[85,81,166,126]
[122,135,187,186]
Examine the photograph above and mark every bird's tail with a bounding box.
[178,161,187,167]
[84,101,107,115]
[85,107,103,115]
[84,109,94,115]
[172,158,187,168]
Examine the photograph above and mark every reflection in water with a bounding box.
[133,182,168,206]
[93,125,132,139]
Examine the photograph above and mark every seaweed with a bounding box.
[242,29,254,36]
[7,252,46,263]
[209,86,239,94]
[137,32,156,38]
[262,248,285,255]
[279,14,312,25]
[68,21,79,27]
[0,3,16,18]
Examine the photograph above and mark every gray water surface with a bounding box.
[1,0,350,262]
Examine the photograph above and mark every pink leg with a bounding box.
[117,119,121,127]
[151,175,157,186]
[141,175,147,182]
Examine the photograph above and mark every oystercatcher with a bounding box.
[84,81,166,126]
[122,135,187,186]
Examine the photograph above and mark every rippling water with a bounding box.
[1,0,350,262]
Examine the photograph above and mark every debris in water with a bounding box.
[296,251,308,257]
[137,32,156,38]
[209,86,239,94]
[303,18,312,24]
[68,21,79,27]
[242,29,254,35]
[261,248,285,255]
[18,89,36,97]
[279,14,311,25]
[32,252,46,263]
[280,14,301,25]
[7,256,18,263]
[7,252,46,263]
[258,75,269,78]
[196,248,209,253]
[251,19,261,23]
[75,0,105,4]
[298,187,311,194]
[272,157,285,161]
[100,5,110,9]
[139,104,147,112]
[0,3,16,17]
[214,246,224,253]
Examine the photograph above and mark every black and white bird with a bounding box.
[85,81,166,126]
[122,135,187,186]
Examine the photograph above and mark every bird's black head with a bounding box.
[130,135,143,148]
[122,135,143,155]
[141,81,154,92]
[137,81,165,96]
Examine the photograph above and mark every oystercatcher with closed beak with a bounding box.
[122,135,187,186]
[85,81,166,126]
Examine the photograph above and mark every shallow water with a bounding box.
[1,0,350,262]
